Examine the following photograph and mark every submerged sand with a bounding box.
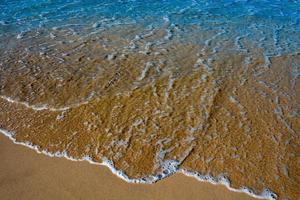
[0,28,299,199]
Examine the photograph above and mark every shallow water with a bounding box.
[0,1,299,199]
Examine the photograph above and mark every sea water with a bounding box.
[0,1,299,199]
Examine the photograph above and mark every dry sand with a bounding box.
[0,134,256,200]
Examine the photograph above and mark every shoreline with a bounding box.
[0,129,271,200]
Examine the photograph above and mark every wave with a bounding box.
[0,127,277,200]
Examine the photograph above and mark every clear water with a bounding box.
[0,1,300,200]
[1,0,300,55]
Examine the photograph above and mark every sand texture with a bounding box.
[0,134,257,200]
[0,15,299,200]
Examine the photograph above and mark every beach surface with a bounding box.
[0,134,256,200]
[1,1,299,199]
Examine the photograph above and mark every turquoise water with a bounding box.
[1,1,299,101]
[1,0,300,55]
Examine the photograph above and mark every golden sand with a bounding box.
[0,30,299,199]
[0,134,257,200]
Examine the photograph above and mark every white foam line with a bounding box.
[182,170,276,200]
[137,62,153,81]
[0,95,91,111]
[0,128,277,200]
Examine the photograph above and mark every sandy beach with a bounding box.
[1,1,299,199]
[0,134,256,200]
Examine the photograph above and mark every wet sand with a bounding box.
[0,25,299,199]
[0,42,299,199]
[0,134,257,200]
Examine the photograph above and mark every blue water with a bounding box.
[1,0,300,56]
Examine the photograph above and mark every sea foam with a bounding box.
[0,127,277,200]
